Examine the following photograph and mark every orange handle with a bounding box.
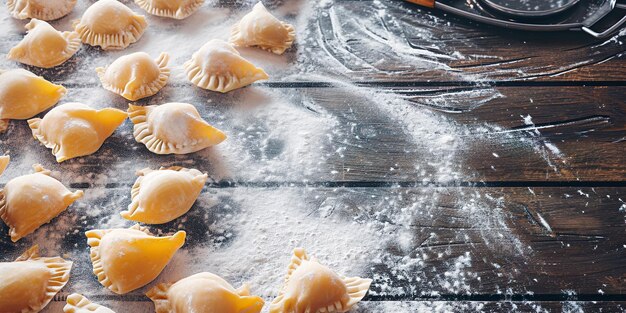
[404,0,435,8]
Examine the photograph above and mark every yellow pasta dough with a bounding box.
[28,102,127,163]
[230,2,295,55]
[7,0,76,20]
[0,155,9,176]
[64,293,115,313]
[0,68,66,132]
[8,19,81,69]
[121,166,208,224]
[0,164,83,242]
[0,245,72,313]
[96,52,170,101]
[73,0,148,50]
[128,103,226,155]
[270,248,372,313]
[184,39,268,93]
[86,224,186,294]
[146,272,265,313]
[135,0,203,19]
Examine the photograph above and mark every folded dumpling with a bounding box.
[146,272,264,313]
[0,155,9,176]
[8,19,81,69]
[64,293,115,313]
[0,69,66,132]
[270,248,372,313]
[0,164,83,242]
[128,103,226,154]
[86,225,186,294]
[135,0,203,19]
[121,166,208,224]
[28,102,127,163]
[73,0,147,50]
[7,0,76,20]
[0,245,72,313]
[97,52,170,101]
[230,2,295,55]
[184,39,268,93]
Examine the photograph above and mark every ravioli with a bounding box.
[86,225,186,294]
[97,52,170,101]
[230,2,295,55]
[7,0,76,20]
[121,166,208,224]
[64,293,115,313]
[135,0,203,19]
[28,102,127,163]
[0,155,9,176]
[147,272,264,313]
[0,69,66,132]
[0,245,72,313]
[184,39,268,93]
[0,164,83,242]
[73,0,147,50]
[8,19,81,69]
[128,103,226,155]
[270,248,372,313]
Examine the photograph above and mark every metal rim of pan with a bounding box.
[478,0,581,18]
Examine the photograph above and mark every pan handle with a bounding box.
[581,1,626,38]
[404,0,435,8]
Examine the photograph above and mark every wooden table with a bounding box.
[1,0,625,312]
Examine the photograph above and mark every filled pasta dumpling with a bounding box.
[7,0,76,20]
[121,166,208,224]
[0,164,83,242]
[135,0,203,19]
[73,0,147,50]
[8,19,81,69]
[147,272,264,313]
[0,245,72,313]
[128,103,226,155]
[0,155,9,176]
[184,39,268,93]
[97,52,170,101]
[0,69,66,132]
[230,2,295,55]
[64,293,115,313]
[28,102,127,163]
[86,224,186,294]
[270,248,372,313]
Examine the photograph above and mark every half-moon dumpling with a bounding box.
[230,2,295,55]
[135,0,203,19]
[0,155,9,176]
[184,39,268,93]
[270,248,372,313]
[121,166,208,224]
[128,103,226,154]
[8,19,81,69]
[0,164,83,242]
[28,102,127,162]
[0,69,66,132]
[0,245,72,313]
[73,0,148,50]
[7,0,76,20]
[64,293,115,313]
[146,272,264,313]
[96,52,170,101]
[86,224,186,294]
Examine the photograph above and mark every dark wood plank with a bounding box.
[1,186,624,300]
[3,85,622,184]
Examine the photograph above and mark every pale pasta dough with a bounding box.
[73,0,148,50]
[135,0,204,19]
[7,0,76,20]
[0,245,72,313]
[270,248,372,313]
[230,2,295,55]
[64,293,116,313]
[0,164,83,242]
[8,19,81,69]
[184,39,268,93]
[28,102,127,163]
[96,52,170,101]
